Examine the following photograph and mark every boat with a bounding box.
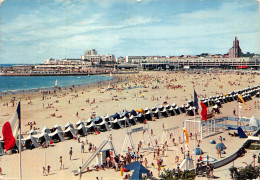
[55,79,59,87]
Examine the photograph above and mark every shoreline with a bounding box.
[0,73,135,97]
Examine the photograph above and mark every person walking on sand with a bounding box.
[81,142,84,153]
[217,146,221,158]
[69,147,73,160]
[47,165,50,175]
[233,108,236,116]
[59,156,63,170]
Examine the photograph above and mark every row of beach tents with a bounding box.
[0,85,259,155]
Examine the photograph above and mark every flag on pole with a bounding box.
[238,95,248,109]
[194,90,199,111]
[2,101,21,151]
[200,102,208,121]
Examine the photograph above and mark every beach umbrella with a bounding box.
[193,148,203,155]
[216,143,225,150]
[124,161,150,180]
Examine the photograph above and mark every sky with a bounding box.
[0,0,259,64]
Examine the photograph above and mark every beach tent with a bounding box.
[249,116,259,129]
[144,107,150,113]
[129,115,137,125]
[172,103,177,108]
[111,113,120,120]
[135,113,145,123]
[64,122,74,130]
[188,100,194,107]
[168,106,176,116]
[33,132,51,145]
[151,108,161,119]
[86,121,98,133]
[110,119,123,129]
[103,115,111,123]
[93,117,103,125]
[237,127,247,138]
[86,118,93,126]
[49,129,65,142]
[256,92,260,98]
[174,106,181,115]
[213,105,220,114]
[216,143,225,150]
[130,110,137,116]
[193,148,204,155]
[51,124,63,133]
[120,110,129,118]
[76,120,84,128]
[136,108,144,115]
[27,129,40,135]
[118,116,130,127]
[165,104,171,110]
[179,105,186,113]
[186,107,195,116]
[96,120,110,132]
[41,126,51,134]
[64,126,77,139]
[145,110,153,120]
[160,108,170,117]
[22,134,40,149]
[158,105,164,112]
[216,100,222,108]
[124,161,150,180]
[76,124,88,136]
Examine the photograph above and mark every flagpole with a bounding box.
[19,99,22,180]
[193,88,197,174]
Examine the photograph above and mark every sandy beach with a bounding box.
[0,70,259,180]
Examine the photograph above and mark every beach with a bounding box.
[0,70,259,180]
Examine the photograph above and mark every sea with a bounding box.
[0,75,113,93]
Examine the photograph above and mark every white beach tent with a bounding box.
[76,123,88,136]
[33,132,51,145]
[41,126,51,134]
[64,122,74,130]
[22,134,40,148]
[118,116,130,127]
[110,119,123,129]
[52,124,63,132]
[49,129,65,142]
[76,120,84,128]
[96,120,110,131]
[129,115,137,125]
[64,126,77,139]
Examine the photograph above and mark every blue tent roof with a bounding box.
[111,113,120,119]
[210,140,216,144]
[237,126,247,138]
[216,143,225,150]
[124,161,150,180]
[130,110,137,116]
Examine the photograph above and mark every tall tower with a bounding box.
[228,36,242,58]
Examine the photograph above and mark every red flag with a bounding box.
[2,101,21,150]
[200,102,207,121]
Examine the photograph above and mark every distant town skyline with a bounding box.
[0,0,259,64]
